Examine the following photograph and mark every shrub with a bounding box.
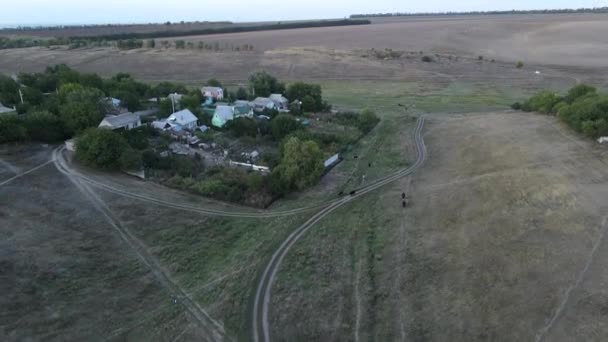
[75,128,129,170]
[521,91,562,114]
[516,61,524,68]
[358,109,380,133]
[271,114,302,140]
[0,115,26,143]
[511,102,522,110]
[23,111,66,142]
[421,56,433,63]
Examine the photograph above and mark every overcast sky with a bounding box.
[1,0,605,26]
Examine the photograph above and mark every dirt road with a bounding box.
[251,116,427,342]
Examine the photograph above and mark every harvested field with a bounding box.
[271,111,608,341]
[0,14,607,86]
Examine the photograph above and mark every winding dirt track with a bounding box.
[250,116,427,342]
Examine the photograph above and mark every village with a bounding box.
[46,71,379,207]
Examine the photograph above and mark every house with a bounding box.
[201,86,224,100]
[167,109,198,130]
[212,105,235,128]
[269,94,289,110]
[233,102,253,117]
[212,102,255,128]
[252,97,277,112]
[98,112,141,130]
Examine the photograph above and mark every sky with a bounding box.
[1,0,605,26]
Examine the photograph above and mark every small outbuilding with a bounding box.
[212,105,235,128]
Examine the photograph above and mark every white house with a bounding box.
[252,97,277,112]
[167,109,198,130]
[98,112,141,130]
[201,86,224,100]
[269,94,289,110]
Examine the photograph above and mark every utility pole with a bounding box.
[18,88,24,105]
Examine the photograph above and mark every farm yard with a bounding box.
[3,12,608,342]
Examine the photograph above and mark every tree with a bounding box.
[116,91,142,112]
[206,79,223,88]
[23,111,65,142]
[0,115,26,143]
[146,39,156,48]
[158,98,174,117]
[58,85,106,135]
[358,109,380,133]
[226,117,257,137]
[0,75,20,106]
[271,114,302,140]
[175,40,186,49]
[118,147,143,171]
[180,94,202,114]
[75,128,129,169]
[301,95,316,112]
[236,87,248,100]
[286,82,323,111]
[248,71,284,97]
[273,137,324,192]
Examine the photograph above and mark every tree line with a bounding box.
[514,84,608,139]
[351,7,608,18]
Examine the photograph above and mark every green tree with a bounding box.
[75,128,129,169]
[60,101,103,135]
[0,75,20,106]
[23,111,65,142]
[119,147,143,171]
[522,91,562,114]
[226,117,257,137]
[175,40,186,49]
[0,115,26,143]
[271,114,302,140]
[235,87,248,100]
[286,82,323,111]
[206,78,223,88]
[301,95,316,112]
[358,109,380,133]
[248,71,284,97]
[273,137,324,191]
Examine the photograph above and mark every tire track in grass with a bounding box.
[53,147,228,342]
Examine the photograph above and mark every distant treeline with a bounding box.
[350,7,608,18]
[70,19,371,41]
[1,21,233,32]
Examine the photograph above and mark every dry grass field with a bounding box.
[3,12,608,342]
[271,112,608,341]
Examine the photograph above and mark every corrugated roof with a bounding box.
[270,94,288,103]
[214,105,234,121]
[99,112,140,128]
[168,109,198,126]
[253,97,274,106]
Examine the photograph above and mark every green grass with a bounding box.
[319,80,526,114]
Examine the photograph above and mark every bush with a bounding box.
[511,102,522,110]
[521,91,562,114]
[358,109,380,133]
[271,114,302,140]
[273,137,324,192]
[421,56,433,63]
[516,61,524,68]
[0,115,26,143]
[23,111,66,142]
[75,128,129,170]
